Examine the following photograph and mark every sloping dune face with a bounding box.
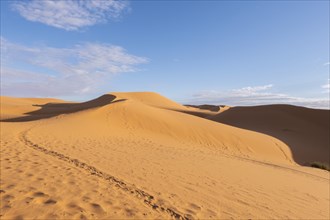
[111,92,186,110]
[1,93,329,219]
[28,92,294,164]
[210,105,330,165]
[0,96,65,120]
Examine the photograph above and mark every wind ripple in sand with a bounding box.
[19,126,190,220]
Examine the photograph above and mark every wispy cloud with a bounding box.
[231,84,273,95]
[11,0,129,31]
[322,79,330,92]
[187,85,329,109]
[323,62,330,66]
[1,37,148,97]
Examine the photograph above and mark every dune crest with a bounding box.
[111,92,186,110]
[1,93,329,219]
[0,96,65,120]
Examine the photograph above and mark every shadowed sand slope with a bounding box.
[1,93,329,219]
[210,105,330,165]
[1,94,123,122]
[0,96,65,120]
[185,104,220,112]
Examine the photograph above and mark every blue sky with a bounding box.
[1,0,329,108]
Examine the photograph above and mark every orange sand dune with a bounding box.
[210,104,330,165]
[1,93,329,219]
[0,96,65,120]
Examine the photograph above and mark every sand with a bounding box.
[0,96,65,121]
[209,105,330,165]
[1,93,329,219]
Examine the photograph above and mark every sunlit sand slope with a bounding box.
[1,93,329,219]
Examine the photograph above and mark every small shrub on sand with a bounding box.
[309,162,330,171]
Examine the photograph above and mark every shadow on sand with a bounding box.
[207,105,330,165]
[1,94,126,122]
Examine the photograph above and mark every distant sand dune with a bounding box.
[209,105,330,165]
[1,93,329,219]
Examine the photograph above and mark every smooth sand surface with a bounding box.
[1,93,329,219]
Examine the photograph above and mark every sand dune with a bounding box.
[0,96,65,120]
[210,105,330,165]
[1,93,329,219]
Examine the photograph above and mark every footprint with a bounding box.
[44,199,57,205]
[79,214,88,220]
[125,208,136,217]
[66,202,84,212]
[2,194,14,201]
[33,192,47,197]
[90,203,104,214]
[189,203,201,211]
[82,196,90,201]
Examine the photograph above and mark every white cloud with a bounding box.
[187,85,330,109]
[323,62,330,66]
[322,79,330,92]
[1,37,148,97]
[11,0,129,31]
[232,84,273,95]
